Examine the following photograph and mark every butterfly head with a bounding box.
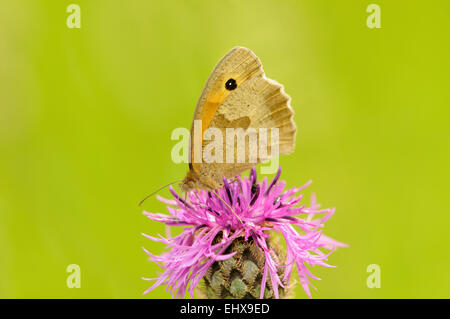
[179,173,196,193]
[180,169,221,193]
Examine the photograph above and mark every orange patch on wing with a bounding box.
[190,90,228,172]
[199,100,220,133]
[198,88,230,133]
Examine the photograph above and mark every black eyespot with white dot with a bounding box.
[225,78,237,91]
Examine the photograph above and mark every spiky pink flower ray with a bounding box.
[142,167,347,298]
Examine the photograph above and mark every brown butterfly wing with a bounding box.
[182,47,296,191]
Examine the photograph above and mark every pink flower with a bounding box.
[142,167,347,298]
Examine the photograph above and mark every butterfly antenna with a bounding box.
[138,179,183,206]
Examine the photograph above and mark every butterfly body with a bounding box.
[180,47,296,192]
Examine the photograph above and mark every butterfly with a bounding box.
[179,47,296,192]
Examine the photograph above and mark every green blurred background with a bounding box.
[1,0,449,298]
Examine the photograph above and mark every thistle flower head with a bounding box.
[142,167,347,298]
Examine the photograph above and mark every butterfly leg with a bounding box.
[212,190,244,225]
